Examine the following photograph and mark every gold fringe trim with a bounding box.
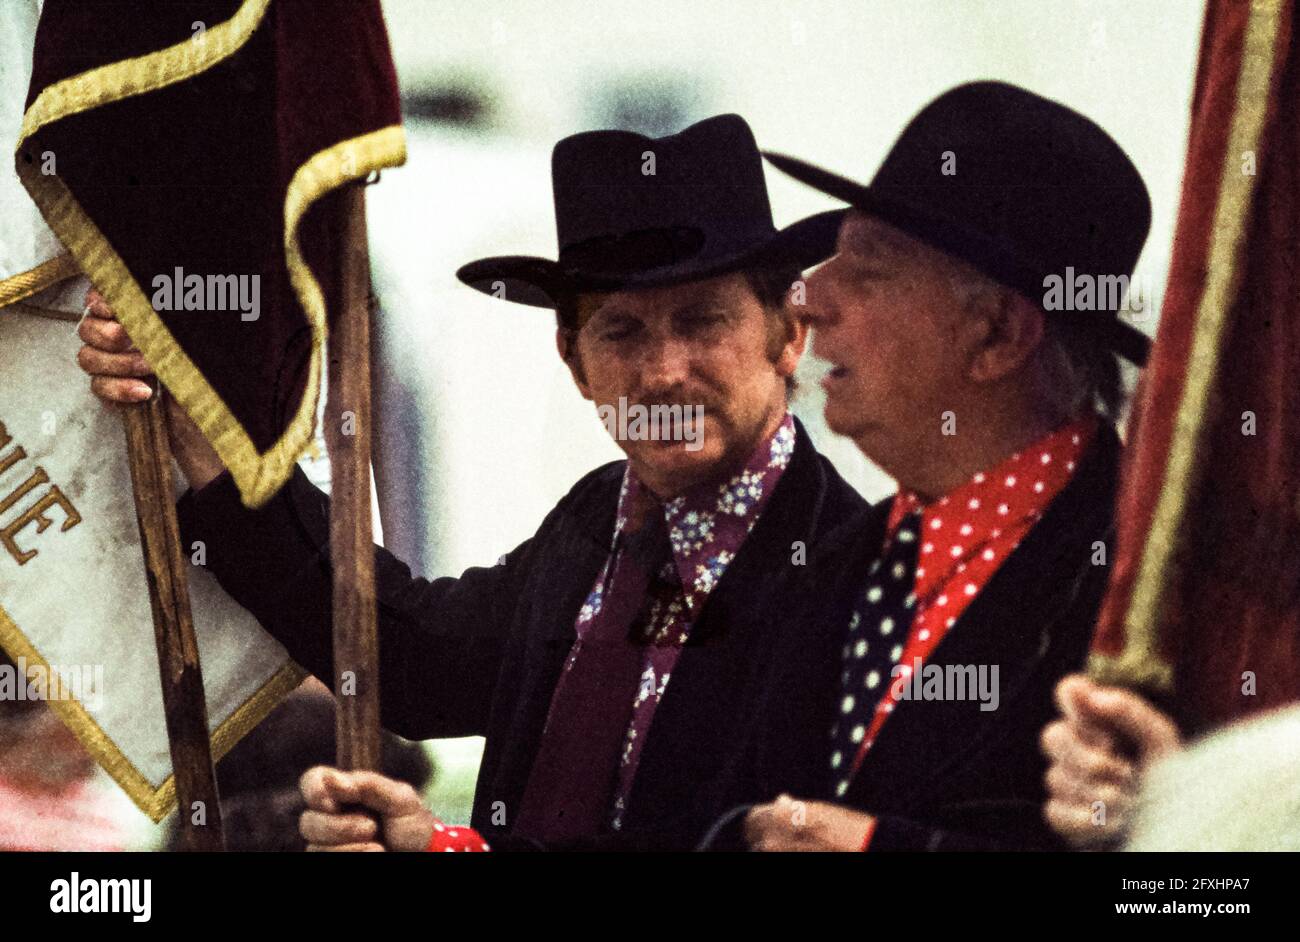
[19,0,272,146]
[1087,650,1174,694]
[1094,0,1285,693]
[0,601,307,823]
[0,253,80,308]
[15,0,406,507]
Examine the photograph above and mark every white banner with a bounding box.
[0,310,305,821]
[1,0,304,823]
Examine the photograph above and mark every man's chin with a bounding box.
[636,437,720,466]
[625,438,726,493]
[822,400,860,438]
[824,400,879,448]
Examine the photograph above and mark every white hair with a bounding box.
[857,216,1121,419]
[945,261,1119,421]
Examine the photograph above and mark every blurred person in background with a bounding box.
[0,650,129,851]
[163,685,432,852]
[77,114,867,851]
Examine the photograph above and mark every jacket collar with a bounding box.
[612,413,797,623]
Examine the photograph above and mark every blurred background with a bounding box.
[364,0,1205,826]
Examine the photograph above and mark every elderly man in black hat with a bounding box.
[76,114,866,851]
[738,82,1152,851]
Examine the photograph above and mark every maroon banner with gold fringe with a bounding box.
[16,0,405,508]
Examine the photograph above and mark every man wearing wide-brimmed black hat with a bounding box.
[77,114,866,851]
[741,81,1153,851]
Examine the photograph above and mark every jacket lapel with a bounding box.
[483,474,620,820]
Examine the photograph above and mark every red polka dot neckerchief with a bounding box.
[851,415,1097,771]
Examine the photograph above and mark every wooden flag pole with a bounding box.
[122,392,225,851]
[326,183,382,772]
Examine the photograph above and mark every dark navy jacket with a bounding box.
[738,424,1122,851]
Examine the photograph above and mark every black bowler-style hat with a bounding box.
[456,113,843,308]
[765,81,1153,365]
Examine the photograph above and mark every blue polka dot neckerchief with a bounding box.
[828,508,924,798]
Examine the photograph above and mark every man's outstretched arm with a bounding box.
[175,462,524,740]
[79,288,521,741]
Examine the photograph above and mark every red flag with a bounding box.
[1090,0,1299,730]
[16,0,406,507]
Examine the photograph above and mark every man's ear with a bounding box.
[556,327,593,400]
[965,291,1044,383]
[773,309,809,379]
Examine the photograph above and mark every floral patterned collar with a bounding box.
[610,412,797,624]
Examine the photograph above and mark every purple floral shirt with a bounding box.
[566,413,797,831]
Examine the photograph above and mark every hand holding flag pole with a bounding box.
[80,288,227,850]
[98,180,385,847]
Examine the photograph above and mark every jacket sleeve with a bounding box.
[175,465,533,741]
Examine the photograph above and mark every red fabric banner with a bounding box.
[1091,0,1299,731]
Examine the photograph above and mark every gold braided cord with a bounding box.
[0,253,80,308]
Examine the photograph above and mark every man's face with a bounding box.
[564,273,802,497]
[799,212,972,477]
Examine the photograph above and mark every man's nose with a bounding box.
[792,272,836,327]
[639,335,693,391]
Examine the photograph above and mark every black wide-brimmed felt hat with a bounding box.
[456,113,845,308]
[765,81,1153,365]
